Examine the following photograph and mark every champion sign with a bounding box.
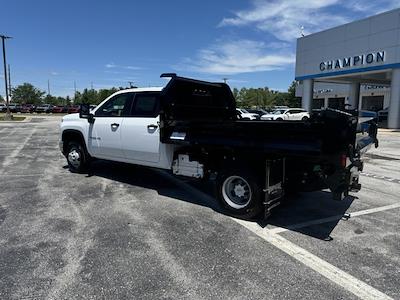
[319,51,385,71]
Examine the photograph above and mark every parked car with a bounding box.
[35,104,53,113]
[246,108,269,117]
[261,108,309,121]
[0,103,6,112]
[20,104,35,113]
[52,105,68,113]
[8,103,21,113]
[236,108,260,120]
[67,105,80,114]
[377,107,388,122]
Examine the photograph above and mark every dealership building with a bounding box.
[295,8,400,128]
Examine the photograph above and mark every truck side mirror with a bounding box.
[79,104,95,123]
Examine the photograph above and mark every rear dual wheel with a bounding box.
[217,170,263,219]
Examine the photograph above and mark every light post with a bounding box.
[1,34,12,120]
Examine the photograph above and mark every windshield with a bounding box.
[272,109,286,115]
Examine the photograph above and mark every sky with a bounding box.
[0,0,399,98]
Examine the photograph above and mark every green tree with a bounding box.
[65,96,72,105]
[232,81,302,109]
[43,94,58,105]
[0,94,4,102]
[12,83,45,104]
[285,81,301,107]
[97,88,118,104]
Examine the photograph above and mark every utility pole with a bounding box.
[7,64,11,98]
[128,81,134,88]
[74,81,77,102]
[1,34,12,119]
[47,79,51,95]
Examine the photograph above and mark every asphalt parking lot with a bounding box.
[0,116,399,300]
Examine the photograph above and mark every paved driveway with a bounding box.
[0,117,398,299]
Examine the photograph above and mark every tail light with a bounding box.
[340,154,347,168]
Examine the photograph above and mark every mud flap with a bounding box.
[263,159,285,220]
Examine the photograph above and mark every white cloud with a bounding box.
[218,0,399,42]
[342,0,399,13]
[181,39,295,75]
[50,71,59,76]
[105,62,141,70]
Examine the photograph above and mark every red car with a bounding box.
[52,105,67,113]
[67,105,80,114]
[20,104,35,113]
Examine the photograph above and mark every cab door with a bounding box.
[88,93,133,159]
[121,92,161,163]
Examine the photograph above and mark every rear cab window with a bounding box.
[129,92,160,117]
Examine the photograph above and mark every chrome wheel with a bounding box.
[68,148,81,169]
[222,175,252,209]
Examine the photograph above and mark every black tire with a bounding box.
[66,141,89,173]
[217,169,263,219]
[302,116,309,121]
[276,117,283,121]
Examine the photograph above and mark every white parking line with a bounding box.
[269,203,400,234]
[361,172,400,184]
[233,218,394,300]
[159,170,395,299]
[1,128,36,169]
[1,173,43,177]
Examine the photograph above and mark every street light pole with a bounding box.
[1,34,12,119]
[8,64,11,98]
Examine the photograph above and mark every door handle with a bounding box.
[147,124,158,130]
[111,123,119,129]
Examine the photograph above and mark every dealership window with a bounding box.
[328,97,345,111]
[361,96,384,112]
[313,99,324,109]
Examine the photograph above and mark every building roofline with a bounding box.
[297,7,400,41]
[295,63,400,81]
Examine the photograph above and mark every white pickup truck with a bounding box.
[60,74,377,219]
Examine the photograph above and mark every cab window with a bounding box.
[129,93,160,117]
[95,93,133,117]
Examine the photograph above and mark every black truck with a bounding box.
[159,74,377,218]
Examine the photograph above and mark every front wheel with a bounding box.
[217,170,263,219]
[66,141,89,173]
[302,116,309,121]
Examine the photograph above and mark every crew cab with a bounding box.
[261,108,309,121]
[59,74,378,219]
